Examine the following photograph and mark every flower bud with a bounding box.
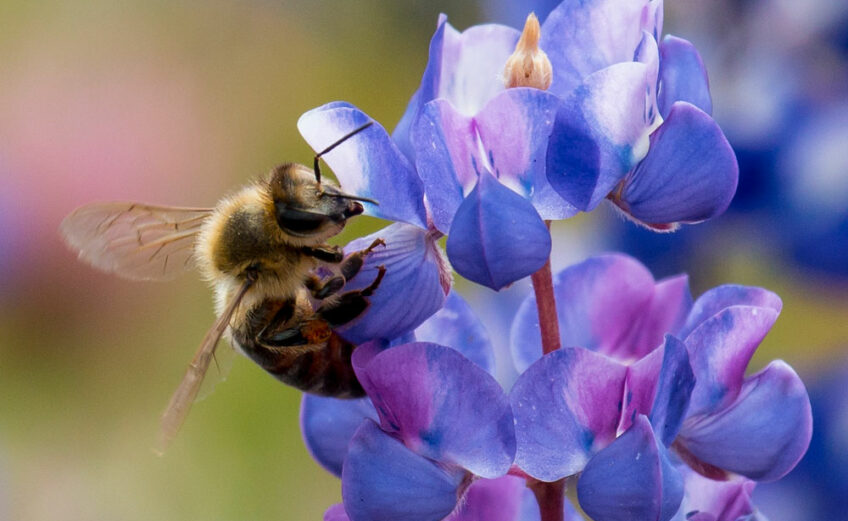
[503,13,552,90]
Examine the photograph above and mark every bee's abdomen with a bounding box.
[232,299,365,398]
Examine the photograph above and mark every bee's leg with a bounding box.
[301,245,344,264]
[305,273,346,300]
[317,265,386,327]
[338,238,386,282]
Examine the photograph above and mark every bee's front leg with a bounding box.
[305,238,385,300]
[317,265,386,327]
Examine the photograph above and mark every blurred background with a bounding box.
[0,1,845,520]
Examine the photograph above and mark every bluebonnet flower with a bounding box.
[509,255,812,520]
[300,0,737,290]
[300,293,517,521]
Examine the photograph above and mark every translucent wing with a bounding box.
[196,340,238,403]
[158,276,255,452]
[60,202,213,281]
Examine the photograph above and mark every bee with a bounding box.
[60,123,386,448]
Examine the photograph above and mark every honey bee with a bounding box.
[60,123,386,448]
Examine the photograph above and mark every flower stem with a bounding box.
[530,222,560,355]
[528,478,566,521]
[528,222,565,521]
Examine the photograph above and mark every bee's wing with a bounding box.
[158,276,255,452]
[60,202,213,281]
[196,340,237,403]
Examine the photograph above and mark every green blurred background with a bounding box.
[0,1,846,520]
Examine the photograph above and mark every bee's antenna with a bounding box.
[313,121,374,183]
[324,192,379,205]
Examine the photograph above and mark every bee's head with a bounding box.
[268,163,368,242]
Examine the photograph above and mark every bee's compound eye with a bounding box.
[275,203,330,235]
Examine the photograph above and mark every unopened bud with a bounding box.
[503,13,552,90]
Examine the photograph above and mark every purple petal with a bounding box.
[354,342,515,478]
[684,306,779,416]
[298,102,428,228]
[338,223,450,344]
[394,15,519,159]
[511,347,628,481]
[672,466,757,521]
[474,88,577,220]
[546,62,652,211]
[577,415,683,521]
[511,254,655,372]
[413,291,496,375]
[324,504,350,521]
[342,420,465,521]
[446,173,551,291]
[658,35,712,118]
[619,345,664,435]
[300,395,377,477]
[679,285,781,340]
[446,476,525,521]
[540,0,659,97]
[677,361,813,482]
[625,274,693,359]
[614,102,738,228]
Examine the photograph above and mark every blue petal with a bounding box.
[338,223,450,344]
[300,395,377,477]
[446,173,551,290]
[678,361,813,482]
[649,336,695,446]
[298,102,428,228]
[412,98,480,233]
[678,285,781,340]
[354,342,515,478]
[540,0,660,97]
[413,291,496,375]
[546,62,652,211]
[658,35,712,118]
[615,102,738,228]
[511,347,628,481]
[474,88,576,220]
[577,415,684,521]
[342,420,465,521]
[670,466,757,521]
[684,306,779,417]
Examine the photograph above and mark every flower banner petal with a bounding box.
[354,342,515,479]
[511,347,627,481]
[540,0,657,97]
[342,420,465,521]
[658,35,712,118]
[446,172,551,290]
[394,15,519,158]
[678,361,813,482]
[624,274,693,359]
[446,476,525,521]
[339,223,450,344]
[511,254,655,372]
[300,395,377,477]
[546,62,651,211]
[684,306,779,416]
[413,291,496,375]
[474,88,576,220]
[577,415,683,521]
[298,102,428,228]
[615,102,738,228]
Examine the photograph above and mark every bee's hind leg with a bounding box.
[316,265,386,327]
